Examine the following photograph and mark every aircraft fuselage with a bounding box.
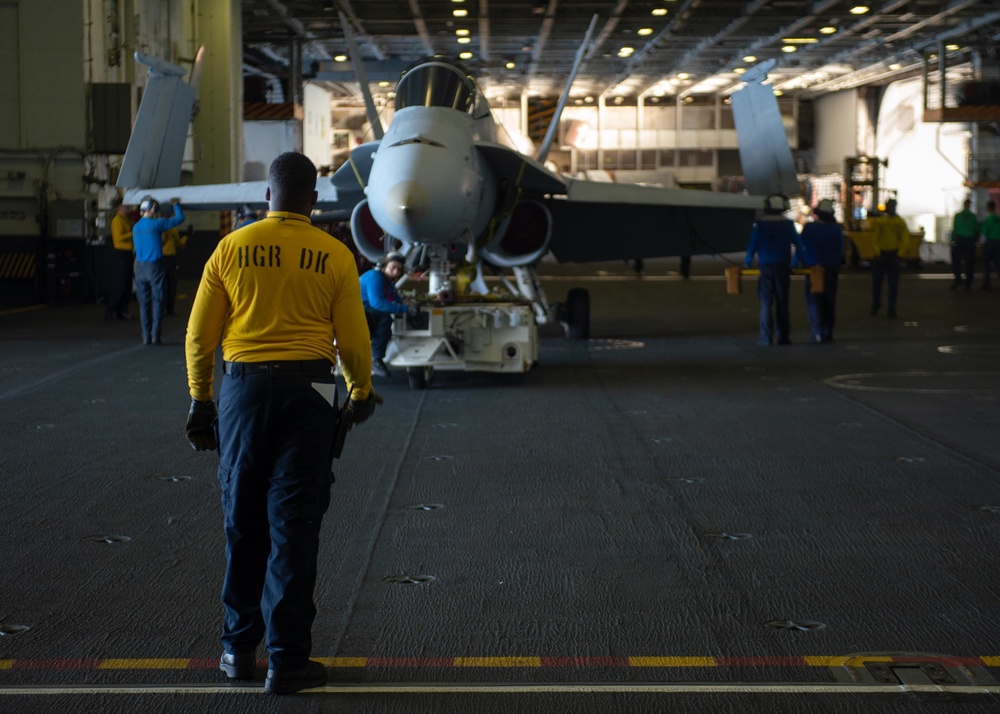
[365,107,496,247]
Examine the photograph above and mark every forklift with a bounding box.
[842,156,924,267]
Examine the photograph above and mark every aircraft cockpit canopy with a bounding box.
[395,58,476,114]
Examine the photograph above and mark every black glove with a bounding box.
[349,391,383,426]
[186,399,218,451]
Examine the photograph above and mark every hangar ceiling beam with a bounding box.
[406,0,435,56]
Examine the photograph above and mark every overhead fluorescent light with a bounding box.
[781,45,797,53]
[743,55,757,63]
[849,5,869,14]
[453,9,468,16]
[457,37,471,44]
[782,37,818,44]
[651,8,668,16]
[638,28,653,36]
[819,26,837,34]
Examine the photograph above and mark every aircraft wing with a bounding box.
[121,141,377,216]
[542,181,759,262]
[117,54,195,189]
[476,140,758,263]
[475,142,567,195]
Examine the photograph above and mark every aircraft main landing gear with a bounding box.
[561,287,590,339]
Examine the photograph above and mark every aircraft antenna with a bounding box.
[536,14,598,164]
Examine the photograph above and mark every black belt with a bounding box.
[223,360,333,376]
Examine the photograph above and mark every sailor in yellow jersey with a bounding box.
[184,152,378,695]
[870,198,909,318]
[160,220,188,315]
[105,198,135,320]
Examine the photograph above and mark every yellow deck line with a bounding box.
[629,657,717,667]
[316,657,367,668]
[3,683,1000,696]
[0,655,996,670]
[98,659,191,670]
[454,657,542,667]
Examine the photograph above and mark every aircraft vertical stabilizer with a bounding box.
[730,60,799,198]
[116,54,195,190]
[537,14,598,164]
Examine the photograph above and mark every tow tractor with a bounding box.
[380,246,588,389]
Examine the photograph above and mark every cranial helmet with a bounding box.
[816,199,835,216]
[139,196,159,213]
[235,204,255,220]
[765,194,789,213]
[382,251,405,267]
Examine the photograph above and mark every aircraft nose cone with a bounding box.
[384,181,431,228]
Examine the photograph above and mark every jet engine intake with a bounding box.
[478,200,552,268]
[351,199,390,263]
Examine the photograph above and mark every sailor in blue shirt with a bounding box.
[133,197,185,344]
[800,199,845,343]
[359,252,408,377]
[744,194,804,346]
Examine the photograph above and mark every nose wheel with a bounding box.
[407,366,430,389]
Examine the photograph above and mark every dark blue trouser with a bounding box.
[757,263,791,345]
[804,267,839,341]
[982,241,1000,288]
[871,251,900,313]
[365,309,393,360]
[952,236,976,287]
[162,255,178,314]
[134,259,166,341]
[216,361,337,669]
[109,250,134,316]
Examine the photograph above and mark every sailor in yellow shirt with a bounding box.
[184,152,378,694]
[161,222,188,315]
[870,198,909,318]
[105,199,135,320]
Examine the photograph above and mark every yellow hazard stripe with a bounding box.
[0,253,37,279]
[982,656,1000,666]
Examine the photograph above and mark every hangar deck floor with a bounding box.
[1,257,999,713]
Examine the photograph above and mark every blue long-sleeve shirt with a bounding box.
[359,268,407,314]
[744,215,804,268]
[800,221,844,268]
[133,206,185,262]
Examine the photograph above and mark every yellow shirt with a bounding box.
[161,227,187,257]
[185,211,372,401]
[111,212,133,251]
[872,214,909,255]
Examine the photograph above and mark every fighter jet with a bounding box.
[119,17,797,349]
